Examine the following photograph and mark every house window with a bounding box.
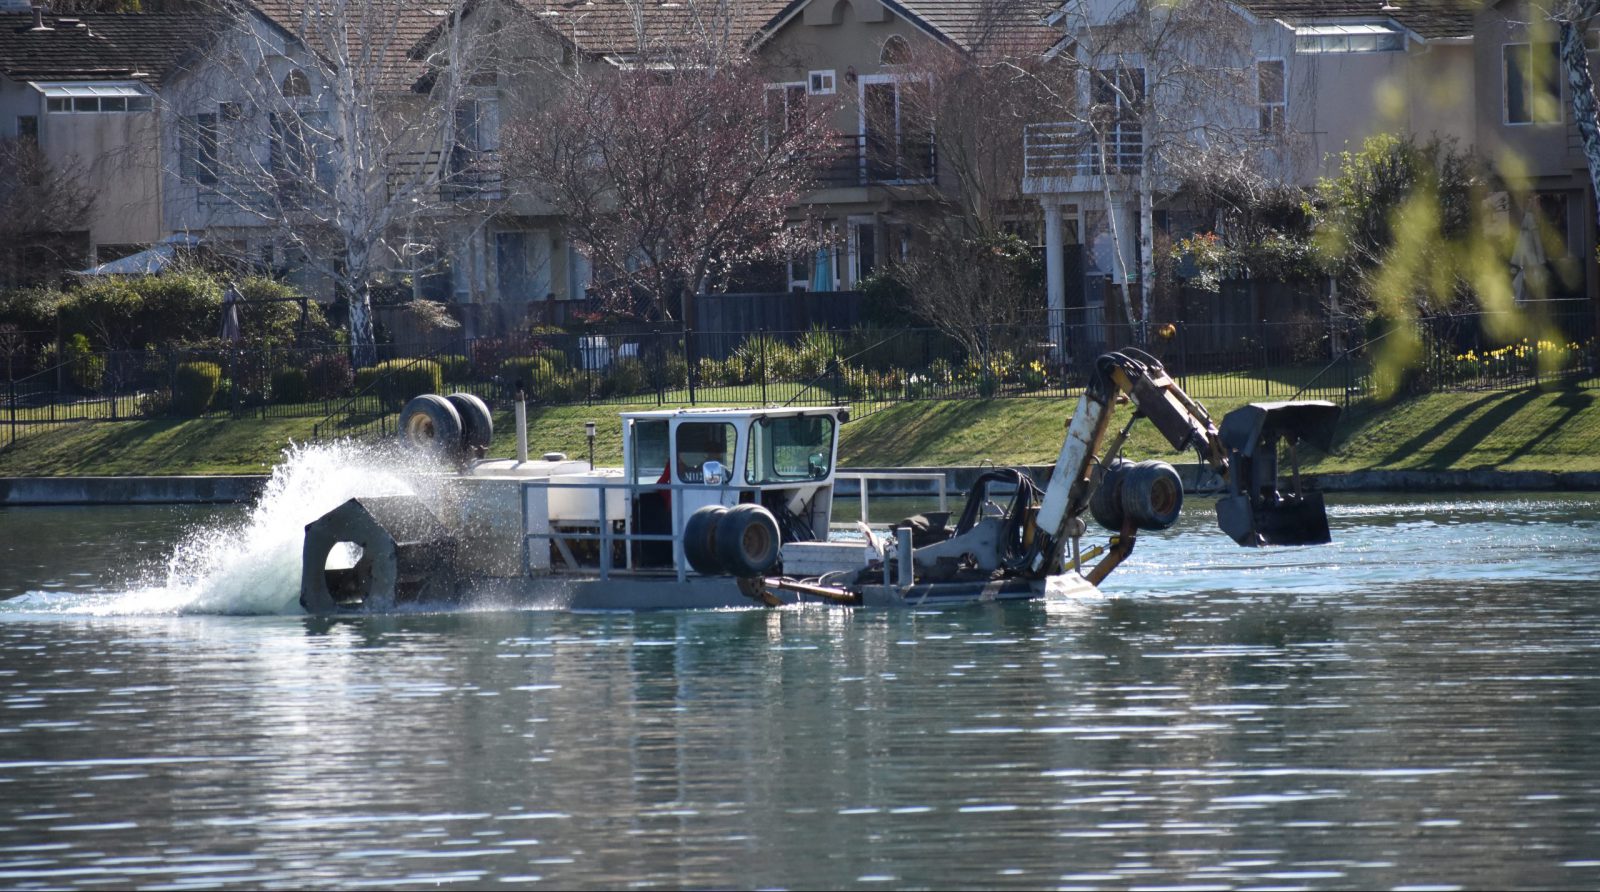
[39,83,153,113]
[282,68,311,97]
[1090,66,1144,173]
[1258,59,1286,135]
[1505,43,1562,124]
[881,35,911,65]
[808,70,836,95]
[861,76,934,182]
[765,83,807,146]
[180,112,221,186]
[1294,22,1405,54]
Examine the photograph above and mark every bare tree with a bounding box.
[501,51,838,326]
[1551,1,1600,231]
[888,46,1059,360]
[172,0,509,363]
[0,138,95,286]
[1040,0,1294,332]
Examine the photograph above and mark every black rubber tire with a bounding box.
[1123,460,1184,531]
[446,392,493,450]
[400,394,462,455]
[715,504,782,577]
[683,505,728,576]
[1089,458,1133,532]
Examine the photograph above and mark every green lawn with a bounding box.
[3,383,1598,477]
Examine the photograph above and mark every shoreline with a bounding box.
[4,465,1599,506]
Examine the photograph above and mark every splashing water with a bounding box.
[76,440,446,617]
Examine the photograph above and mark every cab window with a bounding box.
[746,415,834,484]
[676,422,736,483]
[631,419,669,483]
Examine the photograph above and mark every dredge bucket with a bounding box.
[1215,400,1341,547]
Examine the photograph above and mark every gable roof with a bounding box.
[0,12,213,88]
[1232,0,1477,40]
[244,0,456,87]
[516,0,790,62]
[756,0,1057,57]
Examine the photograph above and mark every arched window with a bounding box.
[880,35,911,66]
[282,69,311,97]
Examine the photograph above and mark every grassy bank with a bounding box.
[2,384,1598,477]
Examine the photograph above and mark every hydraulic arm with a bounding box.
[1026,350,1340,585]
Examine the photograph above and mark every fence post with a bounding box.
[1260,320,1270,397]
[685,326,697,406]
[7,378,14,447]
[760,327,768,406]
[1178,322,1189,393]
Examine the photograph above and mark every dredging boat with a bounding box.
[299,350,1341,614]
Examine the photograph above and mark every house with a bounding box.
[0,3,208,280]
[158,0,462,305]
[1475,0,1595,308]
[1027,0,1596,331]
[752,0,1058,291]
[1025,0,1481,330]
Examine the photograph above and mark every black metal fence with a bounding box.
[4,303,1595,448]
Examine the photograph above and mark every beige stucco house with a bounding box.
[0,5,207,279]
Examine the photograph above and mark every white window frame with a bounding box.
[808,70,836,95]
[1257,57,1287,136]
[764,81,807,149]
[1294,22,1405,54]
[34,81,154,114]
[857,72,935,185]
[1503,42,1562,126]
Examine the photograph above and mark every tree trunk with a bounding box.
[348,284,376,368]
[1138,184,1155,339]
[1560,13,1600,231]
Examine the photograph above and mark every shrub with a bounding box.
[600,358,647,397]
[172,361,222,416]
[659,352,688,388]
[271,367,309,404]
[304,352,353,400]
[436,353,471,382]
[353,358,442,409]
[64,333,103,392]
[499,356,560,394]
[536,347,570,373]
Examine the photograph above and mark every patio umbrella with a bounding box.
[1510,210,1549,304]
[220,282,244,343]
[810,246,833,292]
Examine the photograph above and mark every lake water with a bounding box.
[1,447,1597,889]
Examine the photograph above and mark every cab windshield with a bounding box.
[746,415,834,484]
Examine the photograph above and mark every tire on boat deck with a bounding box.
[446,393,493,452]
[400,394,463,457]
[684,505,728,576]
[716,504,781,577]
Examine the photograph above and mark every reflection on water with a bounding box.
[0,493,1597,889]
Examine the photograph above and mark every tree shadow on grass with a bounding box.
[1503,386,1595,466]
[1381,389,1539,469]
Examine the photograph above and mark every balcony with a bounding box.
[812,133,937,189]
[387,148,505,203]
[1022,122,1143,195]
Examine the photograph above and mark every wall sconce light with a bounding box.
[845,65,857,84]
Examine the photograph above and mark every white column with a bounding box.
[1043,197,1065,357]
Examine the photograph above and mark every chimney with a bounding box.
[30,2,51,31]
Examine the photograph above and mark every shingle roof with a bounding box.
[517,0,790,61]
[246,0,456,87]
[0,12,213,87]
[1235,0,1479,40]
[881,0,1059,55]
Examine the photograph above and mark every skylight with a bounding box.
[1294,22,1406,54]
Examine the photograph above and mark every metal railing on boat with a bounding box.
[518,473,950,584]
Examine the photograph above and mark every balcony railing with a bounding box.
[812,133,937,188]
[1023,122,1143,183]
[387,148,505,202]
